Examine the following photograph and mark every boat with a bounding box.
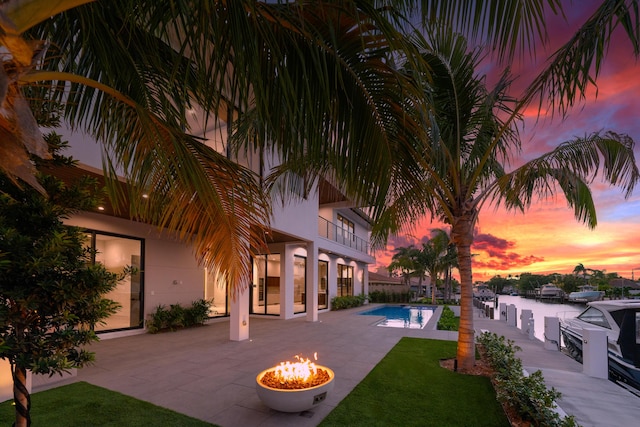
[560,300,640,395]
[567,285,604,304]
[538,283,564,299]
[473,285,495,301]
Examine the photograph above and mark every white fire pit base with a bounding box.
[255,366,335,412]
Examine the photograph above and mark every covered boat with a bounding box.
[537,283,564,299]
[567,285,604,303]
[560,300,640,395]
[473,285,495,301]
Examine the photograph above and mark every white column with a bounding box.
[528,318,536,340]
[306,241,318,322]
[499,302,507,322]
[506,304,518,327]
[282,245,295,319]
[583,328,608,379]
[363,268,370,302]
[544,317,561,351]
[520,309,533,334]
[230,285,250,341]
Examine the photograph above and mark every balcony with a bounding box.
[318,216,370,255]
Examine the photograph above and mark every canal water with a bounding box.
[489,295,584,341]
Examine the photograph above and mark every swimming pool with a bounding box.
[358,305,436,329]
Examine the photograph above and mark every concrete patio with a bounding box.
[36,305,457,426]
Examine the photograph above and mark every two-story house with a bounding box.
[55,113,376,342]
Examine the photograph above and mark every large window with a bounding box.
[337,264,354,297]
[252,254,281,315]
[294,256,306,314]
[86,231,144,332]
[337,214,355,242]
[205,269,228,317]
[318,260,328,309]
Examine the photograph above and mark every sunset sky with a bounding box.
[373,2,640,282]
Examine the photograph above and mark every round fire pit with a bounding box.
[256,365,335,412]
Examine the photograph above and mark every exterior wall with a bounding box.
[58,127,375,337]
[64,212,206,330]
[144,239,205,309]
[270,188,320,241]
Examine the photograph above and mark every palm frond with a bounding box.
[523,0,640,117]
[228,1,428,218]
[415,0,563,62]
[495,131,639,228]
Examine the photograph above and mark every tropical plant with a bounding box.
[146,299,212,333]
[387,246,423,290]
[572,263,590,284]
[3,0,638,375]
[419,229,457,304]
[477,332,578,426]
[3,0,424,298]
[437,306,459,331]
[373,27,639,372]
[330,295,367,310]
[0,137,121,427]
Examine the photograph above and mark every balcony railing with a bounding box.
[318,216,370,255]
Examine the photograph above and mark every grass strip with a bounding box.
[320,337,509,427]
[0,381,215,426]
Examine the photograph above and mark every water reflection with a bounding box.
[359,305,435,329]
[492,295,583,340]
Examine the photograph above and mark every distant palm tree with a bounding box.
[573,263,588,282]
[388,246,423,292]
[373,28,639,371]
[419,229,453,304]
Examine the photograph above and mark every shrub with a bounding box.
[368,290,413,303]
[477,332,579,427]
[146,299,212,333]
[185,298,213,325]
[330,294,366,310]
[437,306,459,331]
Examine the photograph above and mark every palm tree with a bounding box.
[388,245,423,292]
[10,1,636,302]
[4,0,638,378]
[419,229,452,304]
[440,238,459,302]
[573,263,589,284]
[373,28,639,372]
[3,1,424,296]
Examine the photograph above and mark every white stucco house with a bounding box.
[60,118,376,340]
[0,115,376,401]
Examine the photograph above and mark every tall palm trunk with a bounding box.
[452,215,475,371]
[12,363,30,427]
[431,279,437,304]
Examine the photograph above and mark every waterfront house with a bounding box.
[0,124,376,401]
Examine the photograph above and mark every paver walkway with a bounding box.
[36,304,640,426]
[474,309,640,427]
[37,305,456,426]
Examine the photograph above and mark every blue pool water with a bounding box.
[358,305,436,329]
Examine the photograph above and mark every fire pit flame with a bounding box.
[259,352,330,390]
[256,352,335,412]
[274,353,318,384]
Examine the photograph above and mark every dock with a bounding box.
[474,308,640,427]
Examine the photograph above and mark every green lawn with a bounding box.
[0,382,215,427]
[320,337,510,427]
[1,338,508,426]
